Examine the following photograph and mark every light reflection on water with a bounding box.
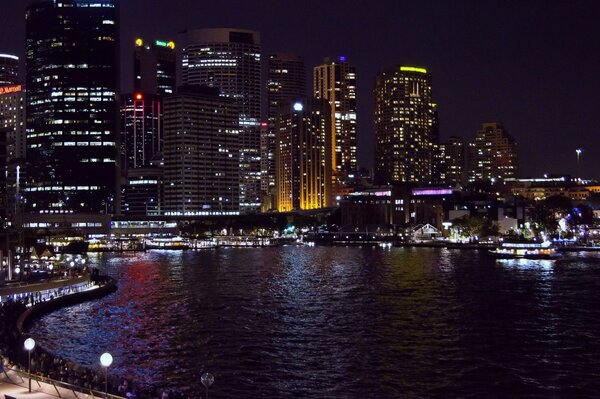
[30,247,600,398]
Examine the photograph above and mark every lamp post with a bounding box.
[24,337,35,392]
[100,352,113,398]
[201,372,214,399]
[576,148,582,178]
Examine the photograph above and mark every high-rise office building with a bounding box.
[263,53,305,207]
[181,28,261,213]
[134,38,176,96]
[468,122,518,183]
[313,56,357,186]
[276,98,332,212]
[0,54,19,86]
[163,86,240,215]
[434,136,465,186]
[25,0,119,214]
[0,84,26,161]
[120,93,162,170]
[374,66,436,185]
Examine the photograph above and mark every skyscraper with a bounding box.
[313,56,357,187]
[181,28,261,213]
[134,38,176,96]
[434,136,465,186]
[276,98,332,212]
[25,0,119,214]
[262,53,305,211]
[0,54,19,86]
[120,93,162,171]
[0,54,25,161]
[468,122,518,183]
[374,65,436,185]
[163,86,240,215]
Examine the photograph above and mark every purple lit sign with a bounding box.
[412,188,453,196]
[339,56,346,62]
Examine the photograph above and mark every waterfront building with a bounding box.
[468,122,518,183]
[134,38,176,96]
[121,167,163,215]
[25,0,119,214]
[276,98,332,212]
[181,28,261,213]
[0,54,19,86]
[313,56,357,188]
[263,53,306,211]
[163,86,240,215]
[374,66,436,185]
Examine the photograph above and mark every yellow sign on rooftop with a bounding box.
[400,66,427,74]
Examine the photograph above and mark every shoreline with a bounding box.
[2,275,120,397]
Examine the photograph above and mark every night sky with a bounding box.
[1,1,599,178]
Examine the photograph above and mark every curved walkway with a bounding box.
[1,275,120,399]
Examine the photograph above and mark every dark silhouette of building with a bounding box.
[468,122,518,183]
[25,0,119,214]
[134,38,176,96]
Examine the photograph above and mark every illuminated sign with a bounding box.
[155,40,175,49]
[412,188,453,196]
[339,56,346,62]
[135,38,143,47]
[260,122,268,127]
[135,93,143,100]
[293,102,303,111]
[400,66,427,74]
[0,84,22,95]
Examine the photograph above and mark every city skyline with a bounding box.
[1,1,599,178]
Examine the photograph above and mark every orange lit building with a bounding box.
[276,98,332,212]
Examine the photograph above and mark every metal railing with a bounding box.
[1,366,126,399]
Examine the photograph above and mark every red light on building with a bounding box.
[135,93,143,100]
[260,122,268,127]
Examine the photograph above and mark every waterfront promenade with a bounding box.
[0,274,122,399]
[0,365,123,399]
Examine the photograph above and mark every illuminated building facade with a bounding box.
[276,98,332,212]
[163,86,240,215]
[134,38,176,96]
[182,28,261,213]
[468,122,518,183]
[25,0,119,214]
[120,93,162,170]
[263,53,305,205]
[374,66,436,185]
[314,56,357,187]
[434,136,465,186]
[0,54,19,86]
[0,84,26,161]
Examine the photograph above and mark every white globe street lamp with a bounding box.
[201,372,214,399]
[100,352,113,398]
[24,338,35,392]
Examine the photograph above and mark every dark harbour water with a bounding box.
[30,247,600,398]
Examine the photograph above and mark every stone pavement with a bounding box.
[1,367,109,399]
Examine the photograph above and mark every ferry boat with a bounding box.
[489,241,559,259]
[145,236,190,250]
